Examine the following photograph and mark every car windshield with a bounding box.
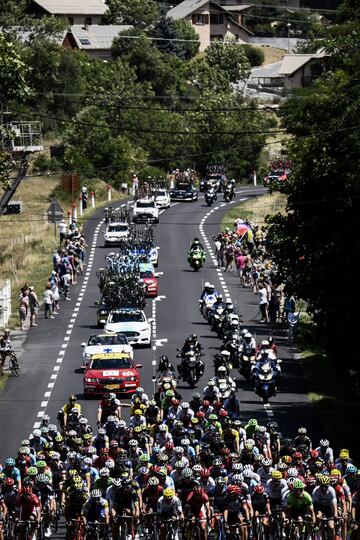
[155,191,167,197]
[175,183,191,190]
[140,271,154,279]
[91,357,132,369]
[206,175,222,181]
[107,225,128,232]
[136,201,154,208]
[109,311,145,323]
[269,169,284,177]
[88,334,128,346]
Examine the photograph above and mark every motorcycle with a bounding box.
[199,293,217,320]
[223,337,241,368]
[205,189,217,206]
[177,349,204,388]
[239,345,256,381]
[254,360,281,404]
[188,249,205,271]
[223,186,235,202]
[211,305,225,335]
[213,352,232,374]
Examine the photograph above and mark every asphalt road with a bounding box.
[0,186,321,466]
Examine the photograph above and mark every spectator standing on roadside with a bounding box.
[51,280,60,314]
[258,281,269,323]
[28,286,40,327]
[59,219,67,244]
[43,284,54,319]
[18,291,29,331]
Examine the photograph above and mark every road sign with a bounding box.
[47,198,64,224]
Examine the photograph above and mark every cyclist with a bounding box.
[3,458,21,491]
[58,395,81,430]
[184,481,212,540]
[312,475,338,540]
[16,479,41,540]
[223,484,250,540]
[81,489,109,535]
[35,474,56,538]
[157,488,183,540]
[285,479,315,537]
[251,484,271,539]
[107,477,139,540]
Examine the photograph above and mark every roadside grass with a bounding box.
[258,45,286,66]
[221,191,287,230]
[222,193,359,459]
[0,175,117,329]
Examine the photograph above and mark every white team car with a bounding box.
[104,308,153,347]
[81,333,134,365]
[132,199,159,223]
[104,222,129,245]
[154,189,171,209]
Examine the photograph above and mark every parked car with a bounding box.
[104,308,152,347]
[83,352,142,396]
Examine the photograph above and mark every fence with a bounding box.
[0,280,11,328]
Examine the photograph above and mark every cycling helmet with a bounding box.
[105,460,115,470]
[129,440,138,447]
[140,454,150,463]
[297,427,307,434]
[346,464,357,474]
[255,484,265,494]
[319,439,329,447]
[138,467,148,476]
[36,460,46,468]
[319,475,331,486]
[339,449,349,459]
[262,458,272,467]
[282,455,292,464]
[99,467,109,477]
[174,461,185,470]
[182,468,193,478]
[91,489,102,498]
[192,464,202,473]
[112,478,122,488]
[226,485,241,496]
[293,479,305,490]
[215,477,226,486]
[287,477,297,489]
[287,468,299,478]
[174,447,184,454]
[277,462,287,472]
[232,474,244,484]
[165,441,174,450]
[245,439,255,449]
[158,455,168,464]
[4,458,15,467]
[164,488,175,499]
[272,470,282,480]
[200,468,210,478]
[293,451,303,460]
[148,476,159,486]
[35,474,48,484]
[232,463,243,472]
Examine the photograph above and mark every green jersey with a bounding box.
[286,491,313,512]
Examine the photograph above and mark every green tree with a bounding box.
[150,15,199,60]
[105,0,160,28]
[266,3,360,369]
[205,40,251,83]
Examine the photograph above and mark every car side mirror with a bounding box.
[148,318,154,323]
[154,273,159,278]
[136,364,143,369]
[81,342,86,348]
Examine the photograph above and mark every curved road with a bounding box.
[0,186,320,465]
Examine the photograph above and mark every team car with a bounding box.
[104,308,152,347]
[153,189,171,209]
[83,352,142,396]
[103,222,130,246]
[139,263,159,298]
[132,199,159,223]
[169,182,198,201]
[81,333,134,367]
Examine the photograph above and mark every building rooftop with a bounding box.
[31,0,108,15]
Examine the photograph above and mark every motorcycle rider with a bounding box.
[252,350,280,391]
[209,294,225,325]
[203,380,220,403]
[214,350,232,374]
[157,355,176,377]
[190,237,204,253]
[240,332,256,353]
[213,366,236,399]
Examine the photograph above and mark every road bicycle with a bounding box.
[0,347,20,376]
[85,521,110,540]
[113,514,135,540]
[182,517,209,540]
[252,514,269,540]
[156,517,180,540]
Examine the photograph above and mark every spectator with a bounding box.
[28,286,40,327]
[59,220,67,244]
[43,284,54,319]
[18,291,29,331]
[258,281,269,323]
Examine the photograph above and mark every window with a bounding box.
[84,16,92,25]
[79,38,91,45]
[192,13,209,25]
[210,13,224,24]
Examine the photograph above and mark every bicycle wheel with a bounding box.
[9,354,20,376]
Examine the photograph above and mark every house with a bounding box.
[62,25,132,59]
[279,50,328,89]
[27,0,108,25]
[167,0,253,52]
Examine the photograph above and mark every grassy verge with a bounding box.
[0,175,120,329]
[221,191,287,230]
[222,193,359,460]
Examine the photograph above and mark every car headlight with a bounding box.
[126,376,137,381]
[84,353,92,360]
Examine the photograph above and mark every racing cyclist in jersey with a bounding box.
[16,479,41,540]
[0,492,7,540]
[223,484,250,540]
[106,477,140,540]
[312,475,338,540]
[157,488,183,540]
[58,395,81,431]
[81,489,109,534]
[142,476,163,533]
[34,474,56,538]
[251,484,271,538]
[285,479,315,538]
[184,481,212,540]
